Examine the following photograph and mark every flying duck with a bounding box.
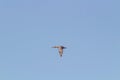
[52,46,66,57]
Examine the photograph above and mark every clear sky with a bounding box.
[0,0,120,80]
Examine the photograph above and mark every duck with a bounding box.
[52,46,66,57]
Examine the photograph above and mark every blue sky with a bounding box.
[0,0,120,80]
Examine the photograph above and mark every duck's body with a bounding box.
[52,46,66,57]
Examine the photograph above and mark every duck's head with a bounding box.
[61,46,66,49]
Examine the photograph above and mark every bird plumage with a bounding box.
[52,46,66,57]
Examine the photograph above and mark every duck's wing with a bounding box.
[52,46,59,48]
